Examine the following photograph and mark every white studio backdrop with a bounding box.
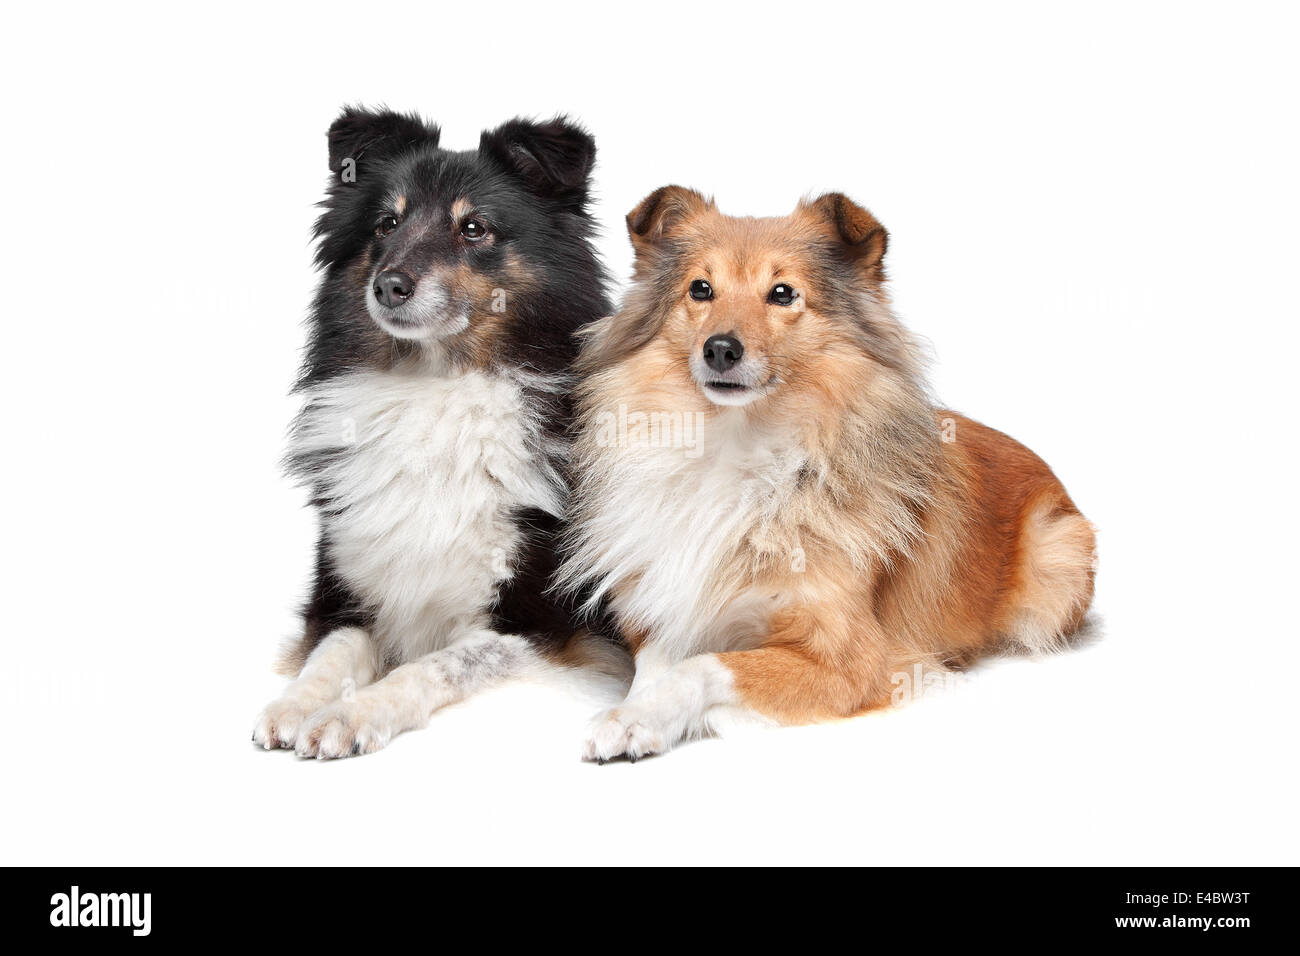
[0,0,1295,865]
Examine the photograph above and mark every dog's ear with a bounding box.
[626,185,713,252]
[804,192,889,278]
[327,106,440,177]
[479,116,596,207]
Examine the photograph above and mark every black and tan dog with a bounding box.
[253,107,620,758]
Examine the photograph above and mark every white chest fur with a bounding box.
[291,367,564,663]
[568,410,806,664]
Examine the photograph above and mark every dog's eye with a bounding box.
[769,283,797,307]
[375,215,399,238]
[689,279,713,301]
[460,219,489,242]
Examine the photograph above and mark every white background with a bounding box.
[1,1,1296,866]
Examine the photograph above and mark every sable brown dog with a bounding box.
[560,186,1096,761]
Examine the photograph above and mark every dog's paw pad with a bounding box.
[251,700,310,750]
[582,708,665,763]
[295,703,392,760]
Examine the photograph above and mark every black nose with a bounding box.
[373,270,415,308]
[702,334,744,373]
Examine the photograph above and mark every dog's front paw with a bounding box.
[294,699,395,759]
[252,698,315,750]
[582,705,668,763]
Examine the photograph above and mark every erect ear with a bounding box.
[479,116,596,207]
[805,192,889,277]
[625,185,713,252]
[327,106,440,177]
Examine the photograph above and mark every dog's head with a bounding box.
[312,106,602,369]
[582,187,918,412]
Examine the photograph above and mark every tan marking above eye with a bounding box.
[450,198,474,222]
[393,195,407,216]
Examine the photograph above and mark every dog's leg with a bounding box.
[583,652,736,762]
[625,641,675,696]
[252,626,379,750]
[584,607,879,761]
[294,630,540,759]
